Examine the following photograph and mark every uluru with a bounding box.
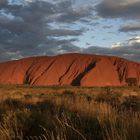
[0,53,139,87]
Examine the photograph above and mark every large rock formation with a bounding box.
[0,53,140,87]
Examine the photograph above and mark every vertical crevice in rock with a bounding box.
[71,61,96,86]
[113,59,128,83]
[58,59,76,85]
[23,60,36,84]
[31,59,56,85]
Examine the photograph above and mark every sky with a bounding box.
[0,0,140,62]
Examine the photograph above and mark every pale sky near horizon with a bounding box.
[0,0,140,61]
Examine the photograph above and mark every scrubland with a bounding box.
[0,85,140,140]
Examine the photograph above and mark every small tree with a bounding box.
[126,77,138,86]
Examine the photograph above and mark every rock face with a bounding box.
[0,53,140,87]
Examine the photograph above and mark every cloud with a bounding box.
[82,47,140,62]
[0,0,94,61]
[34,35,140,62]
[45,29,84,37]
[112,36,140,58]
[112,36,140,47]
[103,25,112,29]
[119,24,140,32]
[72,36,140,62]
[0,0,7,6]
[112,42,124,48]
[96,0,140,20]
[55,4,94,23]
[0,0,140,63]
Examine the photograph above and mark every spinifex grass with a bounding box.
[0,86,139,140]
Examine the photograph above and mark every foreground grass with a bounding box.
[0,86,140,140]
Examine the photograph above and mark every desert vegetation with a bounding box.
[0,85,139,140]
[126,78,138,86]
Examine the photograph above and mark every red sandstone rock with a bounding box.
[0,53,139,87]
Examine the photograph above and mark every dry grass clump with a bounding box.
[0,86,139,140]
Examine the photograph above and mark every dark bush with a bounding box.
[120,96,140,111]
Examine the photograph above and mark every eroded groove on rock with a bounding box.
[71,60,96,86]
[58,59,76,85]
[23,59,36,84]
[31,59,56,85]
